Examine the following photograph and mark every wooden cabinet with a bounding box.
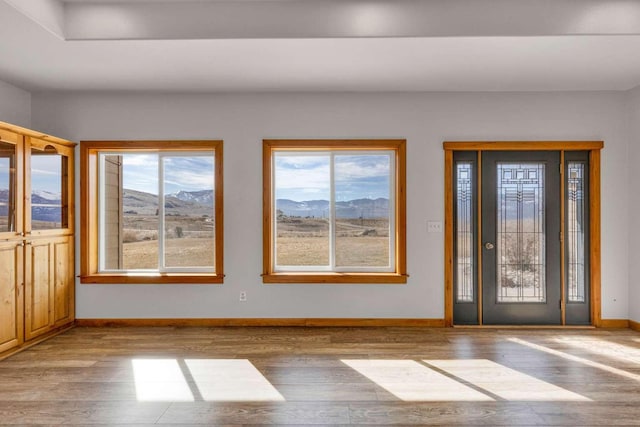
[0,121,75,356]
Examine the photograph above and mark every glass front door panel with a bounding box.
[30,149,68,230]
[0,141,16,233]
[496,163,546,303]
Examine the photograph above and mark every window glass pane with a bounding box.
[335,154,391,268]
[162,155,215,269]
[0,141,16,233]
[31,149,67,230]
[274,154,330,267]
[456,162,474,303]
[567,162,586,302]
[100,153,159,271]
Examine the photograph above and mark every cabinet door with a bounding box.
[0,241,23,353]
[25,236,74,340]
[53,236,74,326]
[24,239,54,340]
[26,138,73,236]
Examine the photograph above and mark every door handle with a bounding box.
[485,242,495,250]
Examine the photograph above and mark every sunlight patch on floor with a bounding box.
[185,359,285,402]
[131,359,194,402]
[341,359,494,401]
[426,359,590,401]
[510,337,640,383]
[552,336,640,365]
[131,358,285,402]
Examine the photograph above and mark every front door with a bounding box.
[481,151,561,324]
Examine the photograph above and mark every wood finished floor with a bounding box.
[1,327,640,425]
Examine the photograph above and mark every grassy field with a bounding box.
[276,217,390,267]
[121,214,215,269]
[118,215,390,269]
[123,237,215,270]
[276,236,389,266]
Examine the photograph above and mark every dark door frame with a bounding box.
[443,141,603,327]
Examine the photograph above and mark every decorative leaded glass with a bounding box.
[456,162,474,303]
[567,162,586,302]
[496,163,546,303]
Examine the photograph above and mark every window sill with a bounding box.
[80,274,224,285]
[262,272,407,284]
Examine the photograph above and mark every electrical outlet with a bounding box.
[427,220,443,233]
[239,291,247,302]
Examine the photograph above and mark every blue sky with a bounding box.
[120,154,215,195]
[0,158,9,190]
[274,153,391,201]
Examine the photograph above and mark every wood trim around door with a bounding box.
[444,150,454,327]
[443,141,603,327]
[589,149,602,327]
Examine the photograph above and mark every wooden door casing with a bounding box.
[443,141,603,327]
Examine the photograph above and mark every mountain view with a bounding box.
[0,188,63,222]
[2,187,388,220]
[277,197,389,219]
[122,188,214,216]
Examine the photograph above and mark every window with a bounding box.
[262,139,406,283]
[80,141,223,284]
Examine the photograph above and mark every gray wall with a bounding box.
[0,80,31,128]
[31,91,629,320]
[627,86,640,324]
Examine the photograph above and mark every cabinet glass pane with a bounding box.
[31,149,68,230]
[496,163,546,303]
[0,141,16,233]
[162,155,216,269]
[567,162,586,302]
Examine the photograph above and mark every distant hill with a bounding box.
[1,188,61,206]
[169,190,214,206]
[277,198,389,219]
[0,187,215,220]
[0,188,63,222]
[123,188,213,216]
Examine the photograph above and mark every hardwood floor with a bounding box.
[1,326,640,425]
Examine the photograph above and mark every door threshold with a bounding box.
[453,325,596,329]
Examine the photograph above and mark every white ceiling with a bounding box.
[2,0,640,93]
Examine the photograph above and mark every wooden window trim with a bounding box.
[262,139,407,284]
[443,141,603,327]
[80,140,224,285]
